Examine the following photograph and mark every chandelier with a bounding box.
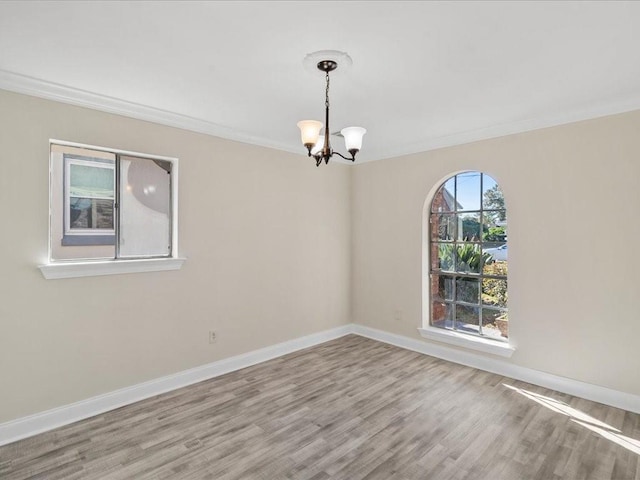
[297,53,366,167]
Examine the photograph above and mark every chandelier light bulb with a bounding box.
[297,120,323,149]
[341,126,367,154]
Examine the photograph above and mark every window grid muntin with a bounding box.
[429,172,507,341]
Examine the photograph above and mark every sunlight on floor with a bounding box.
[503,384,640,456]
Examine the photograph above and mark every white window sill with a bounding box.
[39,257,186,280]
[418,326,515,358]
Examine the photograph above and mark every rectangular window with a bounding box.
[63,156,116,246]
[50,142,176,263]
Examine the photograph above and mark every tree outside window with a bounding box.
[429,172,508,340]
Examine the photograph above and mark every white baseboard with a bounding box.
[2,323,638,447]
[0,324,353,447]
[352,324,640,415]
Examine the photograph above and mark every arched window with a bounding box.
[428,172,508,341]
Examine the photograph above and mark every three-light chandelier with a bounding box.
[297,52,366,166]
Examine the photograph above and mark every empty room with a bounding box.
[0,1,638,479]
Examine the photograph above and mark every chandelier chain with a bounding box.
[325,70,330,109]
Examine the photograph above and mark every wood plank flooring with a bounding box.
[1,335,638,479]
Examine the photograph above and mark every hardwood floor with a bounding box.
[1,335,638,479]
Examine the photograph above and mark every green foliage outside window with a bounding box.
[482,262,508,316]
[438,243,494,272]
[482,226,506,242]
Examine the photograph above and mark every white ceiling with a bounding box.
[1,1,640,162]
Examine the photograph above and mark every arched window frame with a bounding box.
[419,171,515,357]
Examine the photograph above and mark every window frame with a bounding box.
[39,139,185,279]
[420,171,514,357]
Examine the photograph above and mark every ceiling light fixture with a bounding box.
[297,52,366,167]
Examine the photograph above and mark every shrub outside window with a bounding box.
[429,171,508,340]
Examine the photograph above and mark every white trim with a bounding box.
[47,140,182,276]
[38,257,187,279]
[418,326,514,357]
[0,70,301,156]
[352,324,640,415]
[420,172,512,357]
[1,323,638,447]
[170,155,180,256]
[51,138,179,163]
[0,325,353,447]
[3,69,640,163]
[366,96,640,162]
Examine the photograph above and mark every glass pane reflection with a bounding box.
[432,301,453,329]
[431,214,456,241]
[432,275,454,301]
[434,243,455,272]
[432,177,456,212]
[456,305,480,333]
[456,172,481,211]
[456,277,480,304]
[457,213,481,241]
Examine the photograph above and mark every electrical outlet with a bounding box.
[209,331,217,344]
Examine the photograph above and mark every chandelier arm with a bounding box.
[332,151,357,162]
[297,56,364,166]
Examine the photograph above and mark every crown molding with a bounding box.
[2,68,640,164]
[0,69,303,157]
[368,96,640,163]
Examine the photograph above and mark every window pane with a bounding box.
[482,174,504,212]
[482,214,506,243]
[455,305,479,333]
[457,213,481,241]
[69,198,114,230]
[481,307,502,325]
[455,243,483,274]
[431,274,454,301]
[482,308,508,339]
[456,277,479,304]
[431,213,456,241]
[482,276,508,307]
[483,244,508,264]
[69,163,114,198]
[119,156,171,258]
[433,243,455,272]
[456,172,481,211]
[432,301,453,329]
[432,177,456,212]
[50,146,118,260]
